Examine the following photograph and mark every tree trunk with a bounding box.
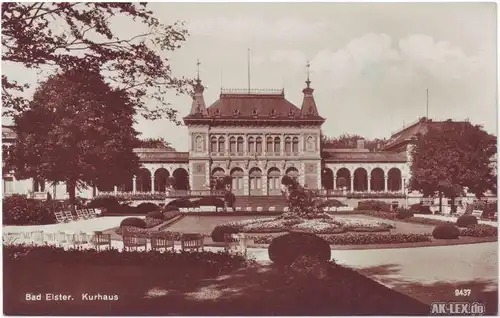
[67,179,76,205]
[451,196,456,215]
[439,192,442,214]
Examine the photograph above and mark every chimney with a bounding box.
[357,139,365,149]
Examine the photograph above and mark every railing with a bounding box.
[221,88,284,95]
[96,190,227,200]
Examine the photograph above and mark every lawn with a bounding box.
[165,215,271,235]
[4,260,431,315]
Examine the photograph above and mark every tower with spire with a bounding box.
[189,59,208,116]
[300,61,320,117]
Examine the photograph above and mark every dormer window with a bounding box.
[270,109,277,117]
[252,109,258,116]
[233,109,240,117]
[215,109,221,116]
[288,110,295,117]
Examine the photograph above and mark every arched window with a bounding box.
[195,135,203,152]
[266,137,273,153]
[210,136,217,153]
[229,136,236,153]
[292,137,299,153]
[256,137,263,154]
[285,137,292,153]
[248,137,255,153]
[274,137,281,154]
[218,136,225,153]
[306,136,315,151]
[237,137,244,153]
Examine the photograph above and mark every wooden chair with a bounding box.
[181,233,204,252]
[54,211,68,223]
[91,232,112,250]
[245,207,252,212]
[150,234,175,252]
[256,207,263,212]
[30,230,45,245]
[73,232,92,247]
[122,234,148,251]
[88,208,98,218]
[3,232,21,245]
[64,210,76,222]
[224,233,248,258]
[43,232,57,245]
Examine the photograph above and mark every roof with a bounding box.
[322,150,407,163]
[2,126,16,140]
[184,88,325,123]
[134,148,188,163]
[382,118,466,151]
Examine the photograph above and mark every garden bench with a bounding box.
[235,207,242,212]
[150,234,175,251]
[223,233,248,258]
[268,206,276,212]
[73,232,92,246]
[30,230,45,245]
[245,207,252,212]
[472,210,483,218]
[91,232,112,251]
[3,232,21,245]
[256,207,263,212]
[181,233,204,252]
[43,232,58,245]
[122,234,148,251]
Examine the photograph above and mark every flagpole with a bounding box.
[247,48,251,93]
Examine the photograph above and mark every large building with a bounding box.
[1,75,495,200]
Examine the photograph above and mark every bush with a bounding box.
[144,217,164,228]
[87,196,120,209]
[166,198,194,209]
[163,209,181,221]
[119,217,146,229]
[136,202,160,214]
[268,232,331,266]
[320,199,347,208]
[211,225,241,242]
[396,208,414,219]
[194,196,225,207]
[459,224,497,237]
[432,225,460,239]
[146,211,164,220]
[456,215,478,228]
[289,255,329,280]
[409,203,432,214]
[3,195,56,225]
[356,200,391,212]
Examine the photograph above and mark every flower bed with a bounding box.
[252,233,431,245]
[362,210,454,226]
[459,224,498,237]
[115,226,208,241]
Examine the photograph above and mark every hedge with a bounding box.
[459,224,498,237]
[456,215,478,228]
[432,225,460,239]
[268,232,331,266]
[3,195,56,225]
[254,233,431,245]
[355,200,391,212]
[211,225,240,242]
[136,202,160,214]
[119,217,146,228]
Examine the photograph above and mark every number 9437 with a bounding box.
[455,289,471,297]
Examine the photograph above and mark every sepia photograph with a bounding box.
[1,1,498,316]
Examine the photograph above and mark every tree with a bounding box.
[409,121,497,213]
[321,132,386,151]
[138,138,174,150]
[2,2,192,122]
[5,68,140,203]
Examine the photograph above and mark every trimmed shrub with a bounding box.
[163,209,181,221]
[87,196,120,209]
[194,196,225,207]
[459,224,497,237]
[136,202,160,214]
[254,233,431,245]
[211,225,241,242]
[396,208,414,219]
[3,195,56,225]
[456,215,478,228]
[320,199,347,208]
[409,203,432,214]
[144,217,163,228]
[119,217,146,229]
[166,198,194,209]
[432,225,460,239]
[268,232,331,267]
[290,255,329,280]
[356,200,391,212]
[146,211,164,220]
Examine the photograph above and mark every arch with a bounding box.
[388,167,402,191]
[285,137,292,153]
[210,136,217,153]
[249,167,262,195]
[237,137,244,152]
[172,168,189,190]
[336,168,351,190]
[292,137,299,153]
[218,136,225,152]
[267,167,281,194]
[211,167,226,190]
[370,167,385,191]
[274,137,281,153]
[211,167,225,178]
[266,136,273,153]
[322,168,334,190]
[195,135,203,152]
[306,136,315,151]
[229,136,236,153]
[256,137,263,154]
[248,137,255,153]
[285,167,299,180]
[154,168,170,192]
[353,168,368,191]
[136,168,151,192]
[230,167,244,193]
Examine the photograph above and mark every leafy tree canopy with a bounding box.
[5,68,141,202]
[138,137,175,150]
[2,2,192,122]
[409,121,497,200]
[321,131,386,151]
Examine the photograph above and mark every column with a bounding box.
[384,176,388,192]
[367,176,371,192]
[350,177,354,192]
[243,174,249,196]
[243,134,248,153]
[281,133,285,156]
[151,176,155,193]
[132,176,137,193]
[225,133,229,155]
[114,185,118,194]
[262,175,268,195]
[333,176,337,190]
[401,177,405,193]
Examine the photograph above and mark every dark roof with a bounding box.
[323,150,407,163]
[134,148,188,163]
[382,118,465,151]
[184,89,324,122]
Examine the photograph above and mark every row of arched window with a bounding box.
[209,136,300,154]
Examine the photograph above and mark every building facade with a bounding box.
[1,75,495,200]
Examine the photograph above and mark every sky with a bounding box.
[2,2,497,152]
